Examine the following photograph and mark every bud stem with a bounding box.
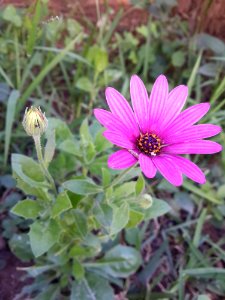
[33,135,57,195]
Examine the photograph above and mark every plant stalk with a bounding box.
[33,135,57,195]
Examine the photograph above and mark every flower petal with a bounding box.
[162,103,210,138]
[103,130,135,149]
[105,87,139,137]
[164,124,222,144]
[159,85,188,132]
[152,155,183,186]
[163,154,206,184]
[148,75,169,131]
[130,75,149,133]
[94,108,136,141]
[108,150,137,169]
[139,153,157,178]
[163,140,222,154]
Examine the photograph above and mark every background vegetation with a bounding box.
[0,0,225,299]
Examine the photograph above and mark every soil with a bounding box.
[1,0,225,40]
[0,247,31,300]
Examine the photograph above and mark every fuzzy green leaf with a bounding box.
[29,219,60,257]
[52,191,72,218]
[63,179,102,195]
[11,199,42,219]
[144,198,171,220]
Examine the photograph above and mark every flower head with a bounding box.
[22,106,48,137]
[94,75,222,186]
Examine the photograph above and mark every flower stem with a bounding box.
[33,135,57,196]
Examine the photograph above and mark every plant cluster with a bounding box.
[0,1,225,299]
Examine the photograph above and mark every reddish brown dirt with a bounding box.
[177,0,225,40]
[0,248,31,300]
[1,0,225,40]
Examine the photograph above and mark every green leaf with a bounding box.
[12,154,47,187]
[4,90,20,165]
[94,129,112,153]
[18,35,82,112]
[76,77,93,93]
[71,273,114,300]
[47,118,73,143]
[127,209,144,228]
[63,179,102,195]
[52,191,72,218]
[144,198,171,220]
[72,259,85,280]
[18,265,55,277]
[11,199,42,219]
[197,295,211,300]
[87,45,108,74]
[44,129,56,165]
[3,5,22,27]
[101,168,111,187]
[72,209,88,239]
[171,50,185,67]
[29,219,60,257]
[93,203,113,228]
[110,202,129,235]
[58,139,81,157]
[135,174,145,196]
[80,118,92,143]
[114,182,136,198]
[9,234,33,261]
[89,245,142,278]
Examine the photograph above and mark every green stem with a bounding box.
[33,135,57,195]
[14,30,21,89]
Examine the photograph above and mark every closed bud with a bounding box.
[139,194,153,209]
[22,106,48,137]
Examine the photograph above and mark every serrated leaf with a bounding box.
[11,199,42,219]
[52,191,72,218]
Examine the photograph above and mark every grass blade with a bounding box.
[183,181,222,204]
[4,89,20,165]
[17,35,82,112]
[187,51,202,97]
[0,66,14,88]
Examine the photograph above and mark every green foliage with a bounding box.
[11,199,42,219]
[29,219,60,257]
[0,1,225,299]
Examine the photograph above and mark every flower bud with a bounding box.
[22,106,48,137]
[139,194,153,209]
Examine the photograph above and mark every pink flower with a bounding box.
[94,75,222,186]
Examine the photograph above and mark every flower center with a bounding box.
[136,133,161,156]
